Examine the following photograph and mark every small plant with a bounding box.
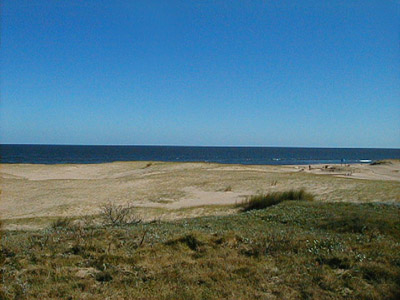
[95,271,113,282]
[51,217,72,230]
[68,243,85,255]
[165,234,203,251]
[28,233,50,250]
[224,185,232,192]
[100,202,141,226]
[239,189,314,211]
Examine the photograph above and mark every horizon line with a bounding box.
[1,143,399,150]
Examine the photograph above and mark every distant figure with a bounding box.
[308,165,311,170]
[341,158,345,166]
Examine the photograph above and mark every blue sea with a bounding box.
[1,144,399,165]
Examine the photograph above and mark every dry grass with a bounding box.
[1,201,399,299]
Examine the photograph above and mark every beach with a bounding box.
[1,160,399,229]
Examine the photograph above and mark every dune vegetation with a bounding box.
[239,189,314,211]
[1,199,400,299]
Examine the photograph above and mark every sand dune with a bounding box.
[1,161,399,227]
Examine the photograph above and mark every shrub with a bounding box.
[165,234,203,251]
[224,185,232,192]
[51,218,72,230]
[100,202,141,226]
[144,162,153,168]
[95,271,113,282]
[239,189,314,211]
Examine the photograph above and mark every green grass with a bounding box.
[239,188,314,211]
[1,201,400,299]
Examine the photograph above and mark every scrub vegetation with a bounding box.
[239,189,314,211]
[1,200,400,299]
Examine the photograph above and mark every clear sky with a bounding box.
[1,0,399,148]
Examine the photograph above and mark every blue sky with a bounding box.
[1,0,399,148]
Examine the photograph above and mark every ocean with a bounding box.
[1,144,399,165]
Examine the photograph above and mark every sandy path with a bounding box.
[166,187,245,208]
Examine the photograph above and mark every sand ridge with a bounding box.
[1,161,399,225]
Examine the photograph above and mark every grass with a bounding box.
[1,201,399,299]
[50,218,72,230]
[239,188,314,211]
[223,185,232,192]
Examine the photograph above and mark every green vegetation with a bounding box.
[1,201,400,299]
[239,189,314,211]
[50,218,72,230]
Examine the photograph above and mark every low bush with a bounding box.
[95,271,113,282]
[51,217,72,230]
[165,234,204,251]
[224,185,232,192]
[100,202,141,226]
[239,189,314,211]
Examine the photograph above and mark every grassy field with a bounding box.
[1,200,399,299]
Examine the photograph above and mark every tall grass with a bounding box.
[240,189,314,211]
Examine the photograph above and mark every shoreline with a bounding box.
[0,159,383,166]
